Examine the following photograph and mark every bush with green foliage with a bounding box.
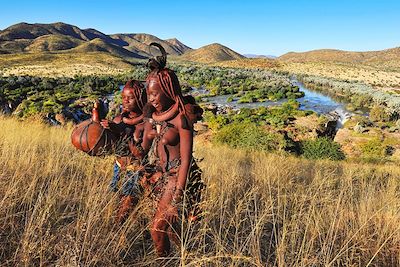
[203,111,231,130]
[204,100,312,130]
[1,75,125,117]
[237,86,304,103]
[213,122,287,152]
[360,138,390,159]
[168,64,299,97]
[300,137,345,160]
[369,105,391,122]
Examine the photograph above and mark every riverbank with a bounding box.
[203,80,356,125]
[298,74,400,118]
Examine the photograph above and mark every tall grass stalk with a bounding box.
[0,117,399,266]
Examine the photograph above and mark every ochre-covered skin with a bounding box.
[71,80,147,224]
[100,80,147,223]
[100,80,147,168]
[142,67,203,257]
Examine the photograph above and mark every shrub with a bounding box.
[369,105,391,122]
[203,111,230,130]
[354,123,368,133]
[300,137,345,160]
[360,138,387,158]
[214,122,286,151]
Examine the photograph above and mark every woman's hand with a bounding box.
[100,119,111,129]
[165,204,179,224]
[164,188,184,223]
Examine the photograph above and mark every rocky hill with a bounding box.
[71,38,145,59]
[279,47,400,65]
[24,34,83,52]
[109,33,190,57]
[165,38,192,54]
[0,22,191,59]
[180,43,244,63]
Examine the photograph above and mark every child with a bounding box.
[100,80,147,223]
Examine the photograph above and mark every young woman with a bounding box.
[141,43,204,256]
[100,80,147,224]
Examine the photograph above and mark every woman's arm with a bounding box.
[141,121,154,153]
[175,125,193,198]
[127,124,144,158]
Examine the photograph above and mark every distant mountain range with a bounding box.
[278,47,400,65]
[0,22,192,59]
[1,22,399,66]
[0,22,246,63]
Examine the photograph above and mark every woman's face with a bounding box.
[122,88,138,112]
[147,80,174,112]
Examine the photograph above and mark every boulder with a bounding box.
[204,103,218,114]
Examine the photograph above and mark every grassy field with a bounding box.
[280,62,400,88]
[0,52,135,77]
[214,60,400,89]
[0,116,399,266]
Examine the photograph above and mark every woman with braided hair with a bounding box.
[141,43,204,256]
[100,79,147,224]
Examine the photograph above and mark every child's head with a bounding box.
[121,80,147,113]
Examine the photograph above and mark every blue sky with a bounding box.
[1,0,399,56]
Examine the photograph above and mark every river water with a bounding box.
[201,81,355,127]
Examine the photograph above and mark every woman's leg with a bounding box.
[117,170,141,224]
[150,176,179,256]
[151,209,171,256]
[117,195,137,224]
[167,224,180,247]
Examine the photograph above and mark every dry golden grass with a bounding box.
[0,52,133,77]
[179,57,400,89]
[1,116,400,266]
[212,58,281,69]
[279,62,400,88]
[212,59,400,88]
